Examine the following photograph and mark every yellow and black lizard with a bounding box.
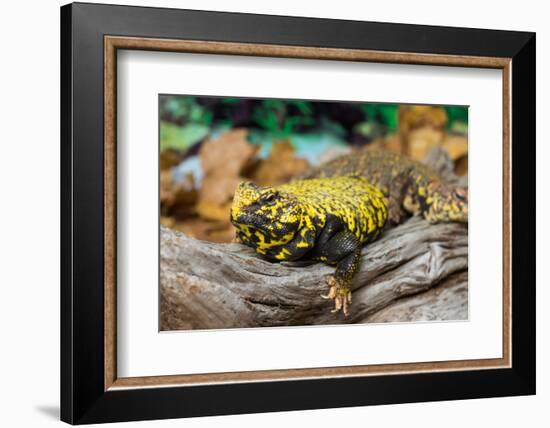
[230,149,468,315]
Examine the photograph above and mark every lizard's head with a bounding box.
[423,182,468,223]
[230,181,304,251]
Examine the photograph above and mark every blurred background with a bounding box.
[160,95,468,242]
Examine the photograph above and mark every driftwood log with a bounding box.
[160,217,468,330]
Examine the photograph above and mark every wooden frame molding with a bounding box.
[104,35,513,391]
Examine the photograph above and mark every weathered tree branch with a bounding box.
[364,270,468,323]
[160,217,468,330]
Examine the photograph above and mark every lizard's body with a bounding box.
[302,149,468,224]
[230,149,468,315]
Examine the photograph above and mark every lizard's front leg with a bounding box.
[314,223,362,316]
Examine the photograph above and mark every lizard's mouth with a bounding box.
[231,212,299,242]
[231,211,269,232]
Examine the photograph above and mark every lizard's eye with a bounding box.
[452,188,467,201]
[261,192,277,203]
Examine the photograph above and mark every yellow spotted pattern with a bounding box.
[277,177,387,243]
[230,176,388,261]
[303,149,468,224]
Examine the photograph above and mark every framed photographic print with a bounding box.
[60,2,536,424]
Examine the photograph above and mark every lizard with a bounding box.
[230,149,468,316]
[230,175,388,316]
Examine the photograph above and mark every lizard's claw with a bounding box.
[321,276,352,316]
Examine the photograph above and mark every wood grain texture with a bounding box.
[160,217,468,330]
[365,271,468,323]
[104,35,117,390]
[106,36,510,68]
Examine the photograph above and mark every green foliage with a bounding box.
[159,96,469,149]
[354,104,399,139]
[360,104,399,131]
[445,106,468,129]
[252,99,315,137]
[160,96,213,126]
[220,97,241,105]
[317,117,347,138]
[160,121,209,151]
[354,121,385,140]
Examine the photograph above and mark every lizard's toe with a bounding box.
[322,276,351,316]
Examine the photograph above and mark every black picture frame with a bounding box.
[61,2,535,424]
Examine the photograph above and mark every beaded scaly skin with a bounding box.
[302,149,468,224]
[230,176,388,315]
